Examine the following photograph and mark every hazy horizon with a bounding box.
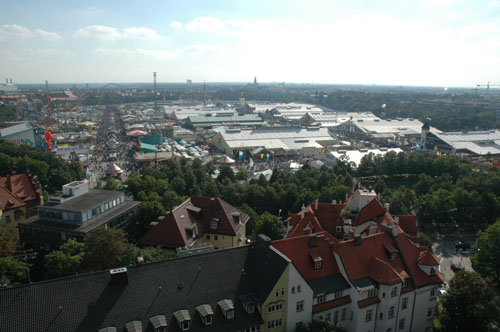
[1,0,500,87]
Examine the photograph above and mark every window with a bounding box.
[296,300,304,312]
[430,267,437,275]
[402,279,408,288]
[427,307,433,317]
[326,313,331,322]
[181,321,190,331]
[336,226,342,232]
[341,308,346,321]
[275,289,279,297]
[314,261,323,269]
[206,235,210,240]
[205,315,213,325]
[210,218,218,230]
[214,235,218,241]
[380,313,383,320]
[402,297,408,310]
[6,215,11,223]
[226,310,234,319]
[391,287,398,297]
[389,306,395,319]
[268,303,283,313]
[398,318,405,330]
[366,309,373,322]
[317,294,326,304]
[297,285,301,292]
[14,211,19,220]
[390,253,397,261]
[267,318,282,330]
[368,288,377,298]
[281,288,285,296]
[430,287,436,297]
[334,290,343,299]
[334,310,339,323]
[292,286,295,294]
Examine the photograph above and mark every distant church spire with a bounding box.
[254,76,257,85]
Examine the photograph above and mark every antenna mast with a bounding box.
[153,72,158,113]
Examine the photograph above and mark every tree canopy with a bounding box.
[436,271,500,332]
[471,219,500,284]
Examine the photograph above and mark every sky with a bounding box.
[1,0,500,87]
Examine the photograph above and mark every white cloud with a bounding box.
[75,25,161,41]
[0,50,15,57]
[170,21,183,30]
[23,48,75,56]
[94,47,174,59]
[74,25,121,41]
[0,24,61,41]
[186,17,232,33]
[489,0,500,6]
[123,27,161,40]
[422,0,454,8]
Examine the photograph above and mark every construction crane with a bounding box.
[45,80,51,126]
[477,81,500,95]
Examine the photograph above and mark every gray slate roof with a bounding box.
[0,245,272,332]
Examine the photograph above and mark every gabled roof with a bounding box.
[417,248,440,266]
[139,196,249,249]
[0,173,40,203]
[273,232,340,281]
[0,183,25,211]
[395,233,443,287]
[0,246,264,332]
[394,215,418,236]
[369,257,405,285]
[287,203,345,238]
[353,199,387,226]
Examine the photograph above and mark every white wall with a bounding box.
[287,265,313,331]
[411,285,438,332]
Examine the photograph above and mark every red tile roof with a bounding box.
[334,232,409,285]
[313,295,351,313]
[358,296,381,308]
[417,249,440,266]
[138,197,249,249]
[353,199,386,226]
[0,173,40,204]
[394,215,418,236]
[287,203,345,238]
[0,184,25,211]
[395,233,444,287]
[273,232,340,281]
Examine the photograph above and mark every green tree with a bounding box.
[254,212,285,240]
[217,165,235,182]
[296,317,348,332]
[44,238,86,278]
[126,200,166,241]
[119,244,171,266]
[103,176,122,191]
[418,232,433,253]
[84,228,128,271]
[0,257,28,288]
[471,219,500,283]
[239,203,260,236]
[236,166,249,181]
[437,271,500,332]
[0,223,18,257]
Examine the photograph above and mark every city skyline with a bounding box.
[1,0,500,87]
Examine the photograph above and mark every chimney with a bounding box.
[394,216,399,225]
[314,199,318,210]
[109,267,128,286]
[354,235,362,246]
[384,203,390,212]
[309,234,317,248]
[257,234,272,247]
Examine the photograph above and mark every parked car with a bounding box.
[451,264,462,272]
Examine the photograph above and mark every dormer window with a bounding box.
[232,212,241,223]
[196,304,214,326]
[124,321,142,332]
[149,315,167,332]
[310,252,323,270]
[174,310,191,331]
[217,299,235,320]
[185,224,196,238]
[210,218,219,230]
[239,294,255,314]
[390,253,397,261]
[384,243,399,261]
